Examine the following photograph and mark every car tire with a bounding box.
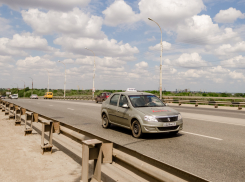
[102,114,111,128]
[169,131,179,135]
[131,120,143,138]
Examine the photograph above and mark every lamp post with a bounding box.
[148,18,163,99]
[45,69,50,92]
[29,77,33,94]
[58,61,66,99]
[85,47,96,99]
[14,83,19,95]
[21,80,25,98]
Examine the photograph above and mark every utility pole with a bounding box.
[21,80,25,98]
[45,69,49,92]
[29,77,33,94]
[148,18,163,100]
[58,61,66,99]
[85,47,96,99]
[14,83,19,95]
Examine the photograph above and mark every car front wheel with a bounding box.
[102,114,110,128]
[131,120,143,138]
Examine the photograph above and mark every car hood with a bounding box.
[135,107,179,116]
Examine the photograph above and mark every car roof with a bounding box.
[112,92,154,96]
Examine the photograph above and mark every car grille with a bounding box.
[158,126,179,131]
[157,116,178,122]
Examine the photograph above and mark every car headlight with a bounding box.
[178,114,182,120]
[144,115,158,122]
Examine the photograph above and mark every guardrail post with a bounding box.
[238,105,242,110]
[24,112,38,135]
[40,120,60,154]
[9,104,15,119]
[214,104,218,108]
[81,139,102,182]
[81,140,112,182]
[41,120,54,154]
[5,102,9,115]
[1,101,5,112]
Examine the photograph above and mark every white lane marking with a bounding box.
[181,131,223,140]
[184,116,245,127]
[67,108,74,110]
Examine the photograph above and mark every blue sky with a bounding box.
[0,0,245,92]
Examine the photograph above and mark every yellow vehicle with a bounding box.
[44,92,53,99]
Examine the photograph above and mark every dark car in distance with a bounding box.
[95,92,111,103]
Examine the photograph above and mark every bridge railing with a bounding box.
[162,98,245,110]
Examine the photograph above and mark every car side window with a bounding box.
[119,95,128,107]
[110,94,119,106]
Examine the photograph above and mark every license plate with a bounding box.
[163,122,176,127]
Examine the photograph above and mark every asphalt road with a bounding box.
[7,99,245,182]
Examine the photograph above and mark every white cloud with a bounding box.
[229,71,245,80]
[0,17,14,36]
[174,52,208,68]
[149,41,171,51]
[0,0,90,11]
[135,61,148,69]
[0,55,14,67]
[214,7,245,23]
[178,69,202,78]
[147,36,156,41]
[54,36,139,57]
[75,56,126,68]
[215,41,245,55]
[139,0,205,29]
[0,38,27,56]
[16,56,56,70]
[7,33,54,51]
[176,15,240,45]
[103,0,141,26]
[62,59,74,64]
[221,55,245,68]
[22,8,105,38]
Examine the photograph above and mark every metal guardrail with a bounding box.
[163,99,245,110]
[0,99,209,182]
[52,96,95,101]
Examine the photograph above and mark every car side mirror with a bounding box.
[122,104,129,108]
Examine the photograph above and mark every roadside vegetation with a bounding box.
[0,88,244,98]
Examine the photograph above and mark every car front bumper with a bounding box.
[141,119,183,133]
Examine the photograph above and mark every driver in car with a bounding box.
[144,96,157,106]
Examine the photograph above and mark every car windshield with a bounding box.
[32,94,37,96]
[12,94,17,96]
[128,95,165,107]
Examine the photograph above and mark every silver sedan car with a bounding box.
[101,91,183,138]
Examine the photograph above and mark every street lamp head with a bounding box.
[148,18,153,21]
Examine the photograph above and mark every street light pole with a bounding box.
[29,77,33,94]
[45,69,49,92]
[85,47,96,99]
[21,80,25,98]
[58,61,66,99]
[14,83,19,95]
[148,18,163,99]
